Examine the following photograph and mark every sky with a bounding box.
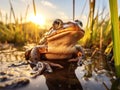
[0,0,120,28]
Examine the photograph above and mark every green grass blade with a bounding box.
[109,0,120,77]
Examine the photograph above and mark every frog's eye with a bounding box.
[53,19,63,29]
[75,20,83,27]
[53,19,63,25]
[54,21,60,25]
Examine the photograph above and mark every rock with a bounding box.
[0,77,30,89]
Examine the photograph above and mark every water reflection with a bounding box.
[75,66,112,90]
[44,60,83,90]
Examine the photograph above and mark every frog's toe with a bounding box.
[48,62,64,69]
[44,62,53,73]
[31,62,46,77]
[68,58,78,62]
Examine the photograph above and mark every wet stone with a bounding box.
[0,77,30,89]
[0,76,8,82]
[0,72,6,75]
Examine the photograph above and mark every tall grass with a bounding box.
[0,21,46,45]
[80,0,96,47]
[9,0,16,23]
[25,5,29,22]
[0,0,47,45]
[32,0,36,16]
[109,0,120,77]
[80,12,111,50]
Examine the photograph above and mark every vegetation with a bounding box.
[0,22,47,45]
[80,0,111,51]
[79,0,120,78]
[109,0,120,77]
[0,0,47,46]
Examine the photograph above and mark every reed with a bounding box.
[0,9,2,21]
[33,0,36,16]
[25,5,29,22]
[109,0,120,77]
[9,0,16,23]
[80,0,96,47]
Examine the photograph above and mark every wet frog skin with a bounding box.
[45,21,84,60]
[25,20,85,75]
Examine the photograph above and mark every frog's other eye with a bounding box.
[75,20,83,28]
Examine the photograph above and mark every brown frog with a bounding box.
[25,19,85,75]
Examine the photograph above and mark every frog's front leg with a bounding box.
[25,45,48,64]
[75,45,85,57]
[27,45,64,77]
[68,45,85,66]
[75,45,86,66]
[29,45,64,67]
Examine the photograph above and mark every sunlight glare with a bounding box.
[28,14,46,26]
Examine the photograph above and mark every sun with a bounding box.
[28,14,46,26]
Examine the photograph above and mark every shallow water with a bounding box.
[0,46,115,90]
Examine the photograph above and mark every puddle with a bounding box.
[0,47,116,90]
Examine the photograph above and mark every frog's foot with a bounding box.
[44,61,64,69]
[31,62,46,78]
[31,61,63,78]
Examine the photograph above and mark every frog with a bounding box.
[25,19,85,75]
